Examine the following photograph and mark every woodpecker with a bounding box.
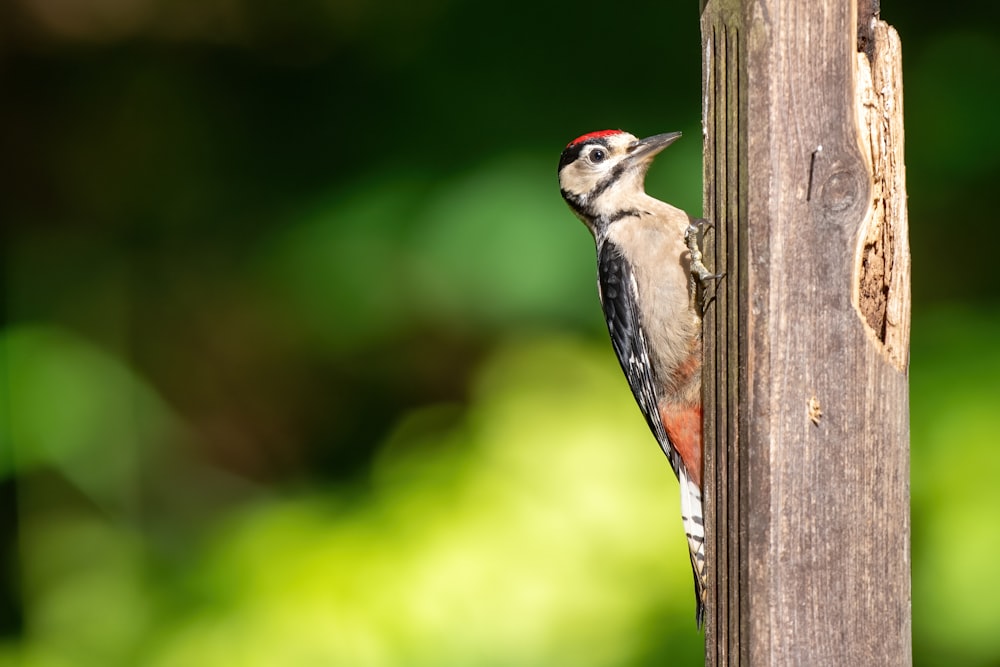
[558,129,710,626]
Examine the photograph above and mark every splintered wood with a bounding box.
[854,20,911,371]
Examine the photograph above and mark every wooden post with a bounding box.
[699,0,912,664]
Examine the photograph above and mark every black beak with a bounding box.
[627,132,682,161]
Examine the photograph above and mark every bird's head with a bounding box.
[557,129,681,232]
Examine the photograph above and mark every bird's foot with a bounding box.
[685,218,724,313]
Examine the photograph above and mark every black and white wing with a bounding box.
[595,239,681,479]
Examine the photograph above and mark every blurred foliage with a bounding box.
[909,308,1000,666]
[1,338,706,666]
[0,0,999,664]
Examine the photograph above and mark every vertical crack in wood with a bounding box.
[702,5,743,663]
[727,24,744,667]
[716,21,731,665]
[702,19,721,666]
[735,23,749,664]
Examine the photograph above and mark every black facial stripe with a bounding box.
[560,188,590,216]
[588,161,628,200]
[606,208,640,223]
[557,137,612,173]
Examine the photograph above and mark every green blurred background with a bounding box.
[1,1,998,665]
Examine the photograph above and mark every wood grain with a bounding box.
[699,1,912,664]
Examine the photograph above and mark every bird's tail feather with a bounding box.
[678,465,707,628]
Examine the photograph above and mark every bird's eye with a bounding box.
[589,148,606,164]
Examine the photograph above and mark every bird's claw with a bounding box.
[685,218,724,313]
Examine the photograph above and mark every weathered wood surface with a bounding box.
[699,0,912,664]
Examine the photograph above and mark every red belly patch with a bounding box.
[659,403,703,489]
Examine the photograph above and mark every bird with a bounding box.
[557,129,712,626]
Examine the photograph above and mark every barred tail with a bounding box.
[678,465,707,628]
